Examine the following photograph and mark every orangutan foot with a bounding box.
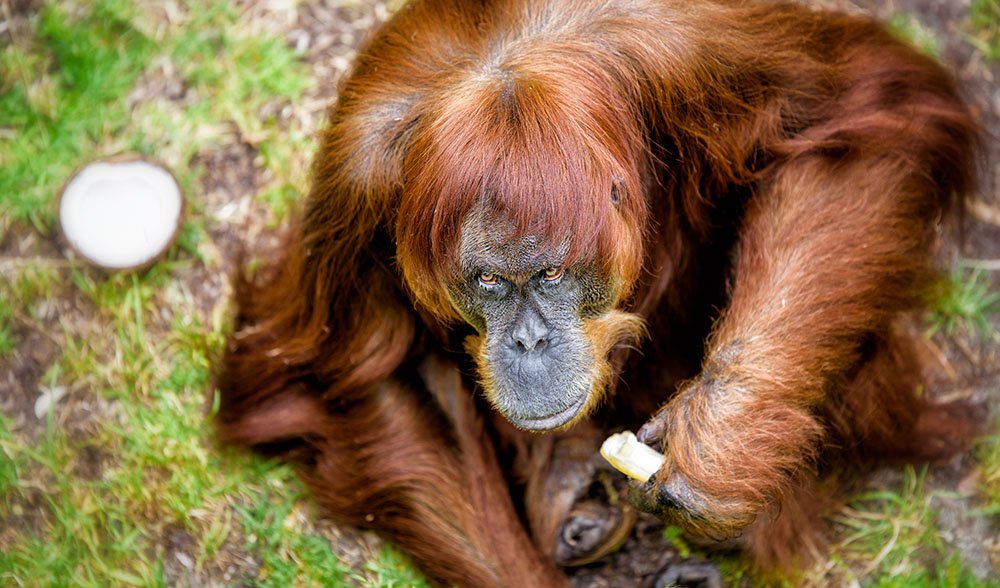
[555,471,637,566]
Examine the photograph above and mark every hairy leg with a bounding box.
[825,325,925,458]
[826,323,978,460]
[218,355,567,588]
[737,327,966,570]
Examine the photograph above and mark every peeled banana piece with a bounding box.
[600,431,666,482]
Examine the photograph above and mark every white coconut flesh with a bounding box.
[60,160,182,270]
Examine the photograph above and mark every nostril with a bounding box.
[511,309,550,352]
[513,334,548,352]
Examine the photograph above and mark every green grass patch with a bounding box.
[887,13,941,58]
[970,0,1000,61]
[0,300,15,358]
[1,0,312,231]
[926,268,999,338]
[0,287,361,586]
[661,525,761,586]
[67,269,168,392]
[234,480,352,587]
[163,0,312,224]
[359,546,433,588]
[0,0,156,229]
[662,525,693,558]
[14,265,60,309]
[975,423,1000,516]
[170,2,308,128]
[0,265,62,361]
[830,467,985,587]
[0,1,381,585]
[0,410,158,587]
[0,414,18,510]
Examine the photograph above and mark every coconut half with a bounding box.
[59,158,183,270]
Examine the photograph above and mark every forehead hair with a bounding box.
[458,201,573,280]
[396,57,648,319]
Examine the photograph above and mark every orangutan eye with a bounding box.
[479,271,499,286]
[542,267,563,282]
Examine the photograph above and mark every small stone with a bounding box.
[175,551,194,570]
[34,386,67,419]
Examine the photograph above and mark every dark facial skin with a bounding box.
[450,211,615,431]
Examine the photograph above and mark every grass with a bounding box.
[827,467,986,587]
[970,0,1000,61]
[887,13,941,58]
[976,422,1000,517]
[358,547,433,588]
[0,1,420,585]
[662,468,992,588]
[926,269,1000,338]
[0,415,17,507]
[0,0,155,230]
[0,299,14,359]
[0,1,997,587]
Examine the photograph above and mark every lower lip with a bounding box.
[513,393,589,431]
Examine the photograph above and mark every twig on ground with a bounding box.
[0,257,80,272]
[966,196,1000,228]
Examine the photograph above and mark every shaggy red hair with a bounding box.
[216,1,977,585]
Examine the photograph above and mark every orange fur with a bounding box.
[216,1,977,585]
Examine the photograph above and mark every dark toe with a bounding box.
[554,501,636,566]
[562,510,604,552]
